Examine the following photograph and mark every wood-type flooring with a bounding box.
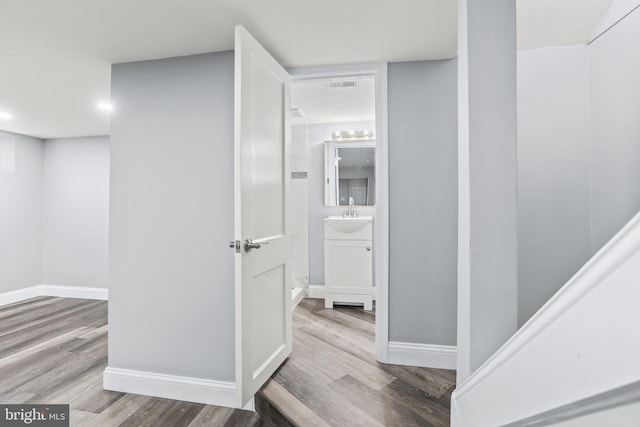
[0,296,262,426]
[0,296,455,426]
[256,298,456,426]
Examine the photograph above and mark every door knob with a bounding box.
[244,238,269,252]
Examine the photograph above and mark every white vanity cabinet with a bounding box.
[324,216,373,310]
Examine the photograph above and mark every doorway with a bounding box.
[289,64,390,363]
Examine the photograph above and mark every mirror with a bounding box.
[325,141,376,206]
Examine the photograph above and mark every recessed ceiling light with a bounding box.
[97,103,113,112]
[0,112,12,120]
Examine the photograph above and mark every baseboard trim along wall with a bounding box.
[0,285,108,306]
[40,284,108,300]
[388,341,457,370]
[306,285,377,302]
[103,367,245,409]
[292,287,304,309]
[306,285,326,299]
[0,286,43,307]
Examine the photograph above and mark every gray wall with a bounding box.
[516,46,592,327]
[307,121,375,287]
[108,51,235,381]
[589,7,640,252]
[0,131,43,293]
[460,0,518,375]
[388,59,458,346]
[42,136,110,288]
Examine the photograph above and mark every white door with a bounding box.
[234,25,292,408]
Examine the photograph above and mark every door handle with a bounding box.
[244,238,269,252]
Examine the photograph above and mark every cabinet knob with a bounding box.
[366,247,371,251]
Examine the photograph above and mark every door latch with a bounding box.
[229,240,241,253]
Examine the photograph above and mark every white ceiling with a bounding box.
[292,78,376,124]
[0,0,612,139]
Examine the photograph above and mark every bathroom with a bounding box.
[289,73,378,314]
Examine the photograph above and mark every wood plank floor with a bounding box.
[0,296,263,427]
[256,298,456,426]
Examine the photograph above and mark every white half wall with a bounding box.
[452,211,640,426]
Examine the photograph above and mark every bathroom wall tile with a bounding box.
[292,234,309,260]
[291,264,309,288]
[290,179,308,207]
[291,158,307,173]
[292,206,308,234]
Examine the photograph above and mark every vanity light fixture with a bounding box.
[0,112,13,120]
[331,129,374,140]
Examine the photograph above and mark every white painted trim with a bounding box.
[305,285,378,302]
[388,342,457,370]
[452,210,640,425]
[502,380,640,427]
[40,284,108,300]
[103,367,243,409]
[305,284,326,299]
[0,286,42,307]
[291,287,304,309]
[289,62,390,364]
[456,0,472,384]
[454,210,640,401]
[0,285,108,307]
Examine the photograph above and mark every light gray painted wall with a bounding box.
[0,131,43,293]
[516,46,592,327]
[387,59,458,346]
[108,51,235,381]
[42,136,110,288]
[589,7,640,252]
[458,0,518,376]
[307,121,375,286]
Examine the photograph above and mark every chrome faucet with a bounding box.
[344,197,357,217]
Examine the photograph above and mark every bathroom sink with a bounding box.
[324,216,373,233]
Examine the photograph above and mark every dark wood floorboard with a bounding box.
[256,298,456,427]
[0,297,263,427]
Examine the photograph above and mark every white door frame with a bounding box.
[289,63,390,363]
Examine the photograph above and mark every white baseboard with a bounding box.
[306,285,326,299]
[306,285,377,302]
[40,284,108,300]
[292,287,304,309]
[0,286,43,307]
[103,367,245,409]
[388,341,457,370]
[0,285,108,307]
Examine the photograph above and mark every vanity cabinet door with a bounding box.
[325,240,373,289]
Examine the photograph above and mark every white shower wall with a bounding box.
[291,120,309,288]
